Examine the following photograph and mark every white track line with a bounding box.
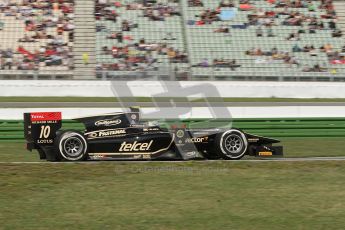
[2,157,345,164]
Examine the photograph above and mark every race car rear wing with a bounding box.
[24,112,62,148]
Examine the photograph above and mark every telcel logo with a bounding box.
[119,140,153,152]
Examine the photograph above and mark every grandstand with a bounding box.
[0,0,74,79]
[0,0,344,81]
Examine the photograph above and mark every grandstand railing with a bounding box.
[1,69,343,81]
[0,71,73,80]
[94,70,345,81]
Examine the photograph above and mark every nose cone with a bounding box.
[246,133,280,144]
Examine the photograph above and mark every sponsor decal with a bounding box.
[30,112,61,121]
[119,140,153,152]
[95,119,121,127]
[88,133,98,138]
[93,154,106,159]
[142,154,151,159]
[185,137,208,143]
[258,151,273,156]
[87,129,126,138]
[143,128,160,132]
[176,130,185,138]
[98,129,126,137]
[133,155,142,159]
[186,151,197,157]
[37,139,53,144]
[248,138,259,142]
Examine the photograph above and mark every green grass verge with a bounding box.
[2,97,345,102]
[1,140,345,229]
[1,161,345,229]
[0,137,344,163]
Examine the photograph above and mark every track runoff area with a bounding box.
[2,157,345,164]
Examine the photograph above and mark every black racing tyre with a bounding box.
[214,130,248,160]
[37,148,46,160]
[55,130,88,161]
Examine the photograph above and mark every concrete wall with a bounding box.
[2,80,345,98]
[2,106,345,120]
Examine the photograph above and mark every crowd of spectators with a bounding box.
[188,0,341,73]
[196,9,221,24]
[95,0,120,21]
[275,0,317,10]
[237,0,340,73]
[291,43,345,65]
[0,0,74,71]
[96,0,187,72]
[96,1,180,22]
[219,0,235,8]
[143,3,180,21]
[0,46,72,70]
[214,25,231,33]
[273,0,336,18]
[207,0,251,6]
[247,7,337,33]
[193,58,241,70]
[95,0,342,75]
[246,47,300,67]
[99,38,187,71]
[292,44,317,55]
[302,64,327,72]
[188,0,204,7]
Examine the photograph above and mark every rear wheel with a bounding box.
[215,130,248,160]
[55,131,88,161]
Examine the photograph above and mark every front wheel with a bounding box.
[55,131,88,161]
[215,130,248,160]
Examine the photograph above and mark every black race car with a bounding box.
[24,108,283,161]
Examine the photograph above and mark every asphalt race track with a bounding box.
[2,157,345,164]
[2,102,345,108]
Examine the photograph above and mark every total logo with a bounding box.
[95,119,121,127]
[31,115,45,119]
[119,140,153,152]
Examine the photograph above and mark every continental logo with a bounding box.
[119,140,153,152]
[185,137,208,143]
[88,129,126,138]
[95,119,121,127]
